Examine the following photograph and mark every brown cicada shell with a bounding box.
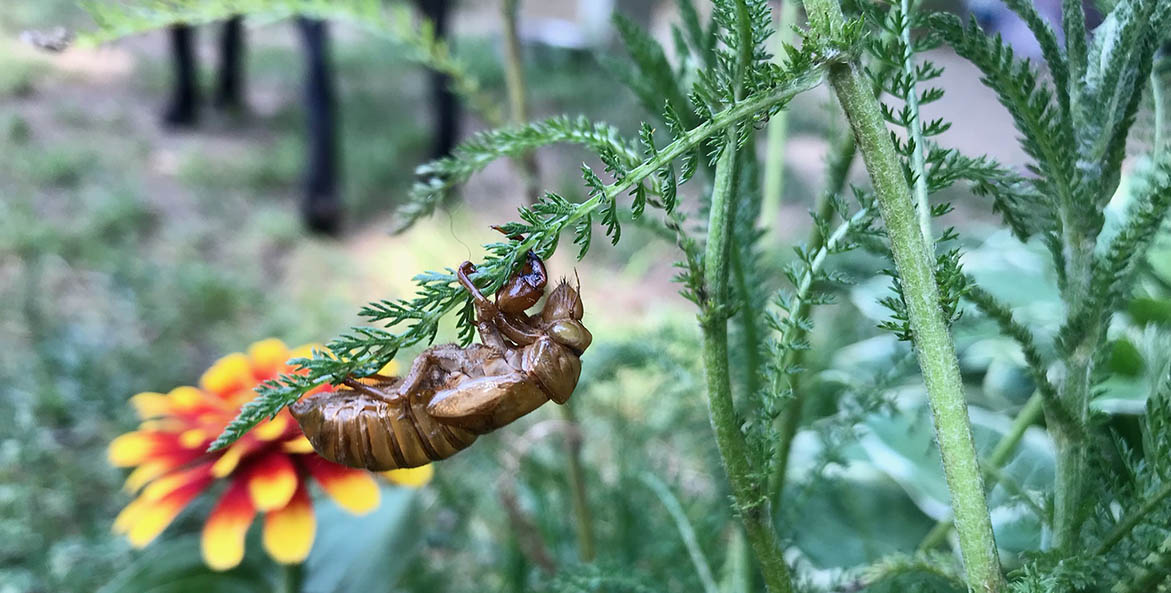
[290,252,592,470]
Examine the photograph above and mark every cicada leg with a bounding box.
[458,261,541,349]
[340,377,397,402]
[425,371,549,433]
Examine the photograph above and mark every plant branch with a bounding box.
[701,131,794,593]
[897,0,932,243]
[642,474,720,593]
[1094,479,1171,557]
[212,68,823,451]
[800,0,1003,589]
[771,130,857,496]
[501,0,541,203]
[760,0,800,236]
[1110,533,1171,593]
[771,208,869,497]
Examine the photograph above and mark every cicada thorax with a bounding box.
[290,376,477,471]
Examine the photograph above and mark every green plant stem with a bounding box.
[1155,69,1165,158]
[278,563,303,593]
[1111,533,1171,593]
[701,134,794,593]
[770,205,871,495]
[732,249,764,399]
[759,0,800,236]
[771,131,857,496]
[897,0,932,243]
[919,391,1045,550]
[1094,479,1171,556]
[559,403,596,563]
[1053,236,1098,553]
[501,0,541,203]
[642,474,720,593]
[800,1,1003,590]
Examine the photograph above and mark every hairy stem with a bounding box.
[501,0,541,203]
[702,135,794,593]
[919,392,1045,550]
[759,0,801,236]
[771,131,857,495]
[1053,233,1098,552]
[559,403,596,562]
[801,0,1003,590]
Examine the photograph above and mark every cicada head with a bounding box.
[496,252,547,314]
[542,278,591,355]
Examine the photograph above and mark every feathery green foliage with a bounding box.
[212,40,827,450]
[76,0,1171,590]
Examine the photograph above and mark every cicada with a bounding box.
[290,253,592,470]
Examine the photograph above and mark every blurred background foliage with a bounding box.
[2,0,1170,592]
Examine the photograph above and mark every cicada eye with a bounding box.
[549,320,592,354]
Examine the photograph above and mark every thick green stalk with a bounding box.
[919,392,1045,550]
[702,136,794,593]
[800,1,1003,590]
[1053,229,1098,551]
[759,0,800,235]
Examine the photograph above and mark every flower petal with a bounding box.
[200,353,254,399]
[211,439,256,478]
[112,496,145,534]
[248,338,290,381]
[123,477,211,548]
[179,428,208,449]
[124,460,168,493]
[377,360,399,376]
[383,464,434,489]
[108,431,162,467]
[303,456,379,515]
[129,392,170,420]
[169,386,208,411]
[282,437,316,454]
[247,452,298,511]
[252,414,290,441]
[262,482,315,564]
[141,463,213,502]
[202,480,256,571]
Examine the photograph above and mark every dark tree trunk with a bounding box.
[297,17,341,234]
[163,24,199,127]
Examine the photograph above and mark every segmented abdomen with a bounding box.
[290,386,477,471]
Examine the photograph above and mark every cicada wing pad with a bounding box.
[290,377,476,471]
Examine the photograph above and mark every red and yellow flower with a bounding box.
[108,339,433,570]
